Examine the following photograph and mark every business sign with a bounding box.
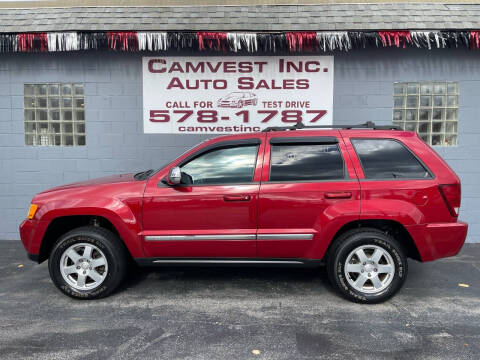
[142,56,333,134]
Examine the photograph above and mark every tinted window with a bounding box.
[181,145,258,185]
[269,144,344,181]
[352,139,431,179]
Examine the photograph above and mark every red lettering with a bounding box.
[238,62,253,73]
[148,59,166,73]
[283,79,295,89]
[167,77,184,89]
[213,79,227,89]
[238,77,254,90]
[169,62,184,73]
[185,62,204,73]
[305,61,320,72]
[254,61,267,72]
[206,62,222,73]
[255,79,269,89]
[297,79,310,89]
[224,62,236,73]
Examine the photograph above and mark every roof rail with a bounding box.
[262,121,401,132]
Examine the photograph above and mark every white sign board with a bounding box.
[142,56,333,134]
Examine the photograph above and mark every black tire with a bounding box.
[326,228,408,304]
[48,226,128,300]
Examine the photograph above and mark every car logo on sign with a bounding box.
[217,92,258,108]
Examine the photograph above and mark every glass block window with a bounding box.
[24,83,85,146]
[393,82,458,146]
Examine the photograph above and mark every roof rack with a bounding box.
[262,121,401,132]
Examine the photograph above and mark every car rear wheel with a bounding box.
[48,226,128,299]
[327,228,408,303]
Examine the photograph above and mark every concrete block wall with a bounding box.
[0,49,479,242]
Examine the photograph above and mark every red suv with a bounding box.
[19,122,468,303]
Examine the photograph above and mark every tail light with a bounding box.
[438,184,461,217]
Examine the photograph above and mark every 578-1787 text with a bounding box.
[149,109,327,123]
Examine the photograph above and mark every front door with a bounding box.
[142,136,265,258]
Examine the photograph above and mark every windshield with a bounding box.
[135,140,210,180]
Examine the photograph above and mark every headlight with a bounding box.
[27,204,38,220]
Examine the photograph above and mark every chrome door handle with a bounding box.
[324,192,352,199]
[223,195,251,202]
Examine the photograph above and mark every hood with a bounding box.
[38,173,136,194]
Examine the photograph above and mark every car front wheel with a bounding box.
[327,228,408,303]
[48,226,128,299]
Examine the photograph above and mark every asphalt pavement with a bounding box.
[0,241,479,360]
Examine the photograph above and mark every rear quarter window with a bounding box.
[352,138,431,179]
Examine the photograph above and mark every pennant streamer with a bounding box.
[17,33,48,52]
[107,32,138,51]
[317,32,351,51]
[138,32,167,51]
[0,34,17,52]
[227,33,258,52]
[257,33,287,52]
[286,32,317,52]
[1,30,480,53]
[167,32,198,49]
[197,32,227,51]
[78,32,108,50]
[348,31,382,48]
[378,31,412,48]
[47,32,78,52]
[470,31,480,50]
[410,31,447,49]
[442,31,469,48]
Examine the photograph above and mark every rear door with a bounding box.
[257,131,361,259]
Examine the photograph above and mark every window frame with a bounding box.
[168,138,261,187]
[267,138,348,183]
[351,137,435,181]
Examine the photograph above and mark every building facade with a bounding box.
[0,3,479,243]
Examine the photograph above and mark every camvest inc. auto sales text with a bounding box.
[147,58,330,90]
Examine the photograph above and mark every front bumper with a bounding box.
[19,219,49,262]
[406,221,468,262]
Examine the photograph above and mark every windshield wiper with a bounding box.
[134,169,154,180]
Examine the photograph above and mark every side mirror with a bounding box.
[168,166,182,185]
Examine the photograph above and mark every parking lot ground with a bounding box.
[0,241,479,360]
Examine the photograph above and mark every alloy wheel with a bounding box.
[59,242,109,291]
[344,244,395,294]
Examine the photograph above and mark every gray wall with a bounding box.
[0,49,479,242]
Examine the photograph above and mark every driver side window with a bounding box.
[180,145,258,185]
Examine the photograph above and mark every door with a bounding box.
[142,136,265,258]
[257,131,361,259]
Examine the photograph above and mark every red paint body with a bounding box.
[20,130,468,263]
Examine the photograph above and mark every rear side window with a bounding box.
[269,143,344,181]
[352,139,431,179]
